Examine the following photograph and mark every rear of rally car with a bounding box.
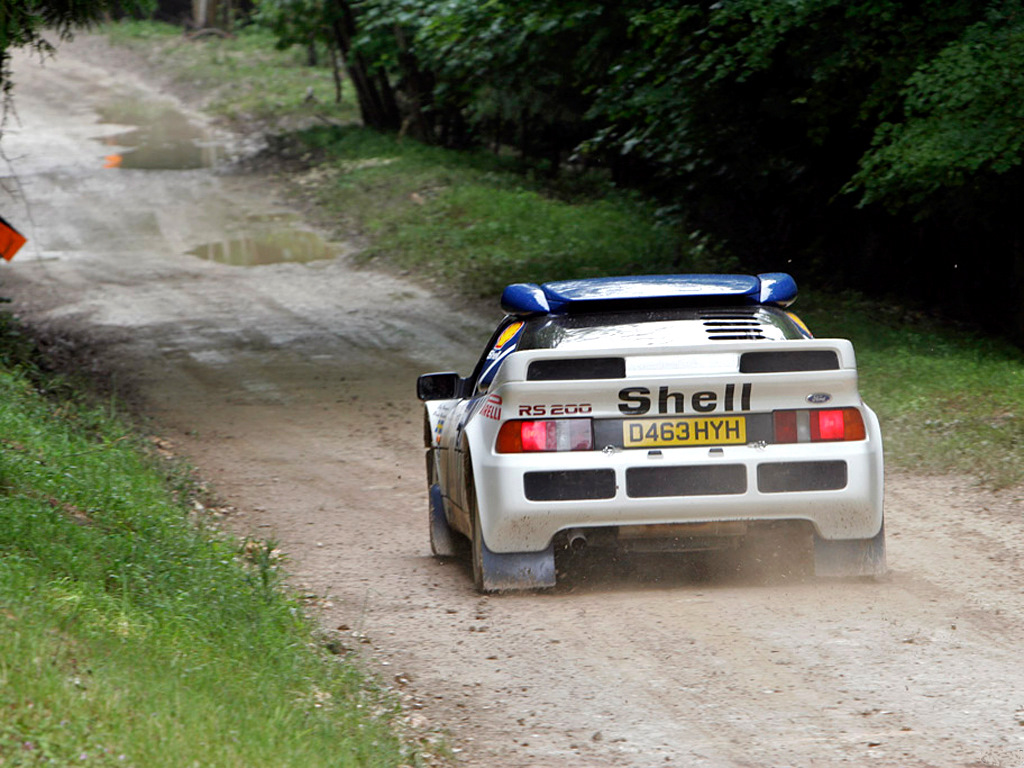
[463,336,885,582]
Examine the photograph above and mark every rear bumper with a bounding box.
[473,440,883,553]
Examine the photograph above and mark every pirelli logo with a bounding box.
[618,383,752,416]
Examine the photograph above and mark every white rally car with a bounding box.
[417,274,885,591]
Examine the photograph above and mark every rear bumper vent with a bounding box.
[757,461,848,493]
[626,465,747,498]
[524,470,616,501]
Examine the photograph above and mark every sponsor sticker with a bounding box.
[786,311,814,338]
[480,394,503,420]
[478,321,526,392]
[495,321,524,350]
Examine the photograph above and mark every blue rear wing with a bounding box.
[500,273,798,316]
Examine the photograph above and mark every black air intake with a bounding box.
[527,357,626,381]
[740,350,840,373]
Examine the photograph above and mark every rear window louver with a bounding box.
[527,357,626,381]
[702,312,767,341]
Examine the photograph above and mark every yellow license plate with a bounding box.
[622,416,747,448]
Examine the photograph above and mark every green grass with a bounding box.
[103,20,359,126]
[0,318,417,766]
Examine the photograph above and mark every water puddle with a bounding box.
[95,100,225,170]
[188,231,337,267]
[93,99,334,267]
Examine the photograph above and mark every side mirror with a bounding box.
[417,372,462,401]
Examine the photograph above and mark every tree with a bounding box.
[410,0,617,164]
[850,7,1024,210]
[254,0,347,102]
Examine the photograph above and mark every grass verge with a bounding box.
[0,318,419,767]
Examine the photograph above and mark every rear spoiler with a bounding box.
[501,273,798,316]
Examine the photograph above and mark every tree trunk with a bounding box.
[327,36,343,104]
[328,0,401,131]
[192,0,217,28]
[393,24,434,142]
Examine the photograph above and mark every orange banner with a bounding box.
[0,215,26,262]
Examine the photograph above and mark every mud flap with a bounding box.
[813,522,887,578]
[429,484,458,557]
[477,539,557,592]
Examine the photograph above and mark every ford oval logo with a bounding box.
[807,393,832,404]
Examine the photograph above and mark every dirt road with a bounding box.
[4,39,1024,768]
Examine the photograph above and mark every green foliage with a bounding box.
[253,0,332,50]
[411,1,609,130]
[851,8,1024,209]
[587,1,985,178]
[346,0,421,71]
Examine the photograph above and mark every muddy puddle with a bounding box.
[91,100,338,266]
[188,230,338,267]
[96,99,224,170]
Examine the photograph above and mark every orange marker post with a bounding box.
[0,215,27,262]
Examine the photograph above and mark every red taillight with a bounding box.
[813,410,846,441]
[496,419,593,453]
[773,408,866,443]
[521,421,551,451]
